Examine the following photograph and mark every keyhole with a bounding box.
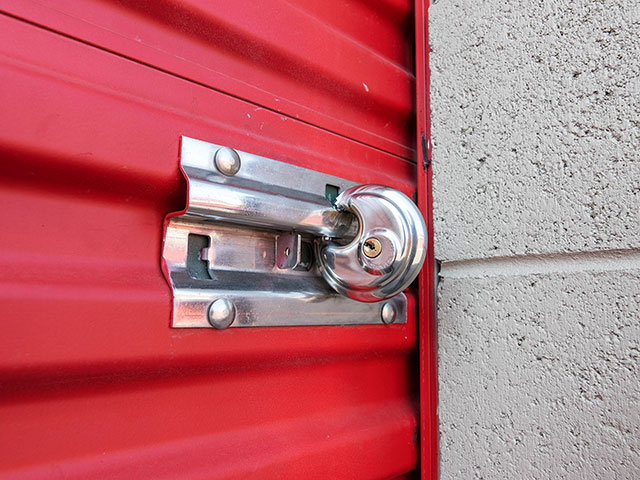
[362,237,382,258]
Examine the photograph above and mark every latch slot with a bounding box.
[186,234,212,280]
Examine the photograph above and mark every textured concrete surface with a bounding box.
[430,0,640,262]
[437,270,640,479]
[430,0,640,478]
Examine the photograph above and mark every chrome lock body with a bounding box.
[162,137,427,328]
[317,185,426,303]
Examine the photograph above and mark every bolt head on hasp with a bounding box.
[207,298,236,329]
[214,147,241,176]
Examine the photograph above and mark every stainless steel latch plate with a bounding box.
[162,137,408,328]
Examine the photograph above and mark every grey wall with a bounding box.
[430,0,640,478]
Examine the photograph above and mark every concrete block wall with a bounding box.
[430,0,640,478]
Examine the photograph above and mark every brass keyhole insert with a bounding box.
[362,237,382,258]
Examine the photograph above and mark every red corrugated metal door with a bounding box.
[0,1,434,478]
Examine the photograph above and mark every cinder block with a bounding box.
[437,270,640,480]
[430,0,640,262]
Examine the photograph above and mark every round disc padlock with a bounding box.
[316,184,427,303]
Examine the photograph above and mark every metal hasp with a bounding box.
[162,137,427,328]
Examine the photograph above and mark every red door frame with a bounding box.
[415,0,439,478]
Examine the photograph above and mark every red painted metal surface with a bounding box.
[1,0,415,160]
[0,1,433,478]
[414,1,439,478]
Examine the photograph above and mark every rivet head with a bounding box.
[381,302,397,325]
[207,298,236,329]
[362,237,382,258]
[214,147,241,176]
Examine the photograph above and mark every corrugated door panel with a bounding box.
[0,3,420,479]
[1,0,415,159]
